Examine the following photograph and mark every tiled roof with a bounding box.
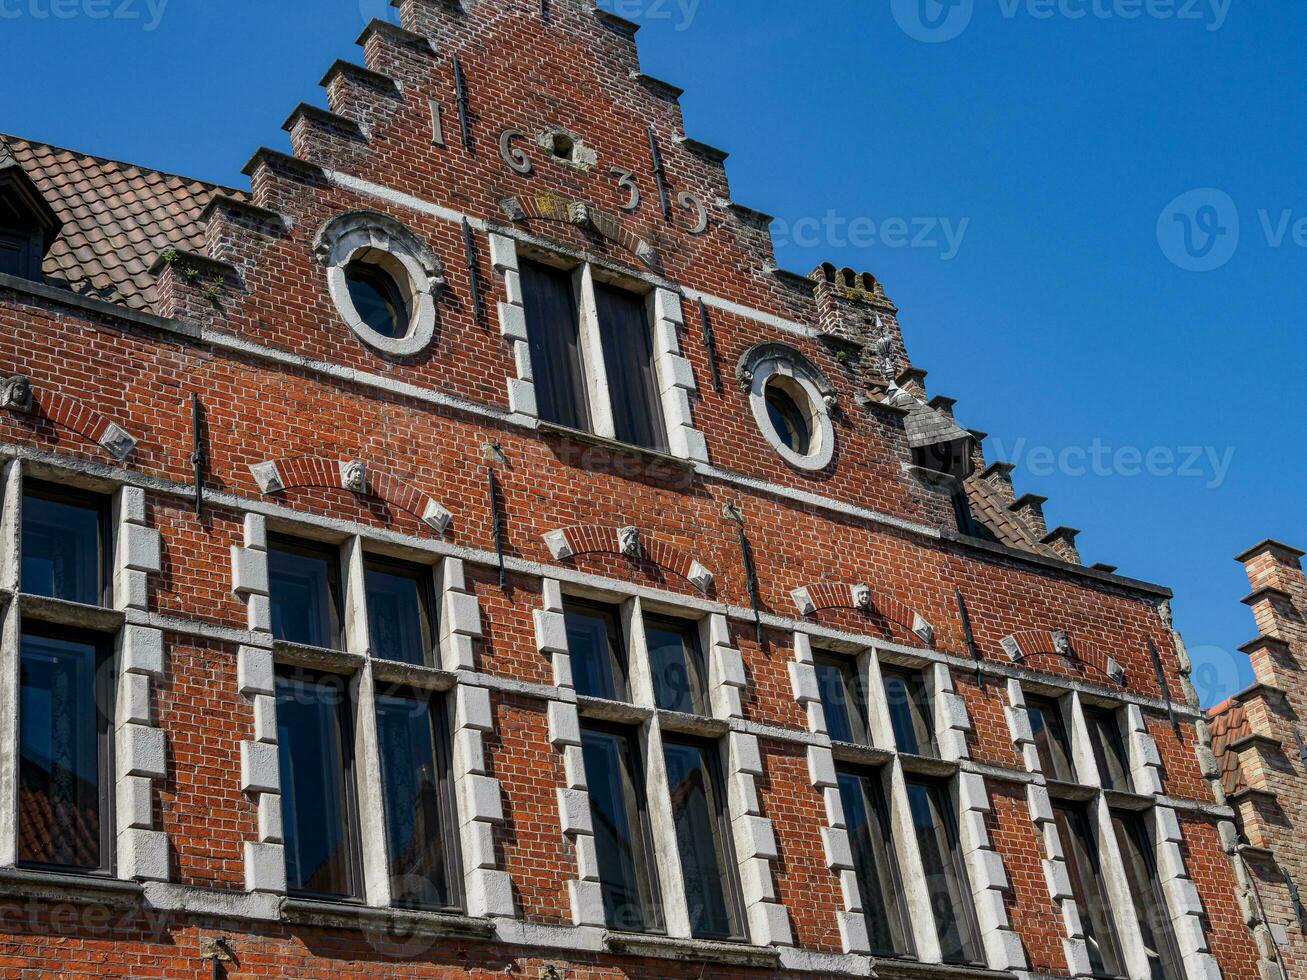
[1,134,243,312]
[1208,696,1252,796]
[963,474,1062,560]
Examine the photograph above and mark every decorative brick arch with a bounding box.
[501,193,661,269]
[542,524,713,594]
[1,376,137,460]
[790,582,935,646]
[1000,629,1126,686]
[248,456,452,534]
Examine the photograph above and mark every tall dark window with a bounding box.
[814,653,867,745]
[1085,707,1130,791]
[21,482,108,606]
[581,725,662,932]
[1055,805,1124,978]
[663,739,745,940]
[838,769,914,957]
[646,617,709,715]
[593,282,668,452]
[520,259,591,432]
[0,230,40,280]
[376,690,459,911]
[276,669,360,900]
[906,780,983,966]
[882,667,934,757]
[17,627,113,873]
[1026,696,1076,783]
[1113,812,1185,980]
[364,557,437,666]
[565,601,628,701]
[268,536,342,650]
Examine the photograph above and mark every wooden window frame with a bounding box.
[21,479,113,608]
[880,665,936,758]
[267,534,345,652]
[362,554,440,668]
[644,614,711,717]
[813,651,869,746]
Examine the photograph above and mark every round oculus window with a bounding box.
[344,259,411,340]
[765,380,813,456]
[317,210,445,358]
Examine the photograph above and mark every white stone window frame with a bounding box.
[740,344,837,472]
[791,637,1026,971]
[230,520,513,919]
[537,584,789,948]
[315,210,445,359]
[0,462,169,884]
[1003,681,1220,980]
[491,233,710,465]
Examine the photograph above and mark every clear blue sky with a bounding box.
[2,1,1300,706]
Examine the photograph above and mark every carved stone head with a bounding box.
[342,460,367,494]
[851,584,872,611]
[618,525,641,559]
[1,375,33,413]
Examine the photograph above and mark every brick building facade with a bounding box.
[1207,541,1307,980]
[0,1,1276,977]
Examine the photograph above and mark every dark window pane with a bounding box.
[1055,806,1124,978]
[277,672,359,899]
[1113,812,1185,980]
[365,559,436,666]
[0,233,31,278]
[663,741,743,940]
[377,692,456,910]
[646,618,708,715]
[838,770,913,957]
[268,538,341,650]
[520,259,591,431]
[765,382,812,454]
[883,668,934,757]
[18,631,109,871]
[906,781,983,965]
[1085,708,1130,791]
[1027,696,1076,782]
[815,655,866,745]
[581,727,661,932]
[345,260,410,338]
[594,282,668,452]
[22,486,104,605]
[565,602,627,701]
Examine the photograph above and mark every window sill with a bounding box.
[370,657,457,692]
[272,640,366,673]
[281,897,495,940]
[17,594,125,633]
[899,753,959,778]
[656,709,729,738]
[603,931,781,969]
[1102,788,1155,812]
[0,867,141,908]
[830,740,894,767]
[1045,779,1099,803]
[576,695,654,725]
[873,957,1016,980]
[538,421,695,472]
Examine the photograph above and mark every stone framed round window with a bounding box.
[739,343,836,471]
[315,210,445,357]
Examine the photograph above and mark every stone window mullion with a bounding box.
[576,263,617,441]
[341,536,393,909]
[0,460,22,868]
